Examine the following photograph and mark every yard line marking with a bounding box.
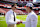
[0,20,5,21]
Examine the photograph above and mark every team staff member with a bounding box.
[21,3,38,27]
[5,3,21,27]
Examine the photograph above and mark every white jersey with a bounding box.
[5,9,20,24]
[23,11,38,27]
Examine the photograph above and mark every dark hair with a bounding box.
[12,3,17,7]
[30,7,33,10]
[26,6,33,10]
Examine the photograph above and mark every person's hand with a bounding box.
[17,22,20,24]
[20,20,23,23]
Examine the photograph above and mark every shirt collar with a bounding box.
[28,11,34,15]
[10,9,15,13]
[10,9,14,12]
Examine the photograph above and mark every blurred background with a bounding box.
[0,0,40,27]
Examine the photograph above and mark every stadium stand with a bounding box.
[14,10,25,15]
[0,1,40,15]
[34,10,39,15]
[21,10,28,14]
[39,10,40,15]
[0,8,6,14]
[2,8,10,12]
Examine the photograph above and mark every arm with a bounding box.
[22,16,30,24]
[16,18,20,22]
[22,21,26,24]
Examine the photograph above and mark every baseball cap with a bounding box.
[26,3,33,7]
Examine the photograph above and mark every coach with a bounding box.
[5,3,21,27]
[21,3,38,27]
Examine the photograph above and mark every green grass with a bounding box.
[0,15,40,27]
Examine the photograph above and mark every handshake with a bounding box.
[17,20,23,24]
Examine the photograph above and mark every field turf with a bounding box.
[0,15,40,27]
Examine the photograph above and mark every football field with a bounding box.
[0,15,40,27]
